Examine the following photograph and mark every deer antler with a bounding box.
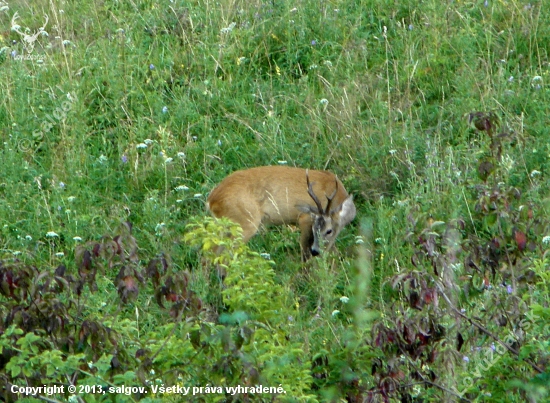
[10,12,25,36]
[325,179,338,214]
[10,13,48,42]
[306,169,324,213]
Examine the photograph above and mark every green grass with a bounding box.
[1,0,550,401]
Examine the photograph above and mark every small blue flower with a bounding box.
[162,106,168,114]
[10,50,17,58]
[149,63,155,70]
[311,40,317,46]
[59,182,65,189]
[121,155,128,163]
[506,284,513,294]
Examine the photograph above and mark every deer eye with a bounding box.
[325,229,333,236]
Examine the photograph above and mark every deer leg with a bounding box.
[299,214,316,261]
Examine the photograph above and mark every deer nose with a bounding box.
[311,248,320,257]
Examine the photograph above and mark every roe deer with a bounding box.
[206,166,356,261]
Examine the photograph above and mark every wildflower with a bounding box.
[463,356,470,363]
[331,310,340,317]
[408,24,413,30]
[67,196,76,202]
[46,231,59,238]
[121,155,128,163]
[217,139,222,146]
[177,152,185,159]
[220,22,236,34]
[319,98,329,106]
[149,63,155,70]
[542,235,550,245]
[311,40,317,45]
[532,75,543,90]
[59,181,65,189]
[260,252,271,259]
[506,284,513,294]
[55,252,64,257]
[508,76,514,82]
[530,169,541,177]
[175,185,189,191]
[193,193,202,198]
[490,343,496,351]
[277,160,288,165]
[162,106,168,114]
[25,235,32,241]
[10,50,16,58]
[340,296,349,303]
[164,157,173,164]
[98,155,107,164]
[136,143,147,149]
[144,139,154,145]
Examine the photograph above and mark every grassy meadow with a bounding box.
[1,0,550,401]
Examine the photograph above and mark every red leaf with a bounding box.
[514,230,527,251]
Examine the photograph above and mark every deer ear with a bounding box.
[334,196,356,225]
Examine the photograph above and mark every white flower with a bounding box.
[46,231,59,238]
[277,160,288,165]
[67,196,76,202]
[193,193,202,198]
[136,143,147,149]
[55,252,64,257]
[144,138,154,145]
[175,185,189,191]
[220,22,236,34]
[542,236,550,245]
[73,236,82,242]
[340,296,349,303]
[25,235,32,241]
[319,98,329,105]
[164,157,173,164]
[177,152,186,159]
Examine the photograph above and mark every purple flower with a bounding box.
[121,155,128,163]
[59,182,65,189]
[311,40,317,46]
[506,284,513,294]
[149,64,155,70]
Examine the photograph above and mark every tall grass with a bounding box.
[1,0,549,401]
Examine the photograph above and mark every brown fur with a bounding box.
[207,166,356,261]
